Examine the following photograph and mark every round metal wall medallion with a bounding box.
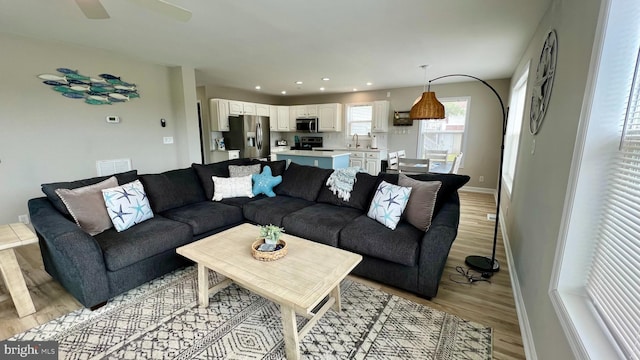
[530,29,558,135]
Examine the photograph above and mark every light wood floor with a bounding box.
[0,191,524,359]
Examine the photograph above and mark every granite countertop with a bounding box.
[276,150,351,158]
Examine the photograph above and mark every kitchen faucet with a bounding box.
[352,134,360,148]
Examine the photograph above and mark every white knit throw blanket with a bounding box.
[326,166,363,201]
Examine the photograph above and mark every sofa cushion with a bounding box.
[316,172,379,211]
[380,172,470,213]
[42,170,138,216]
[102,180,154,232]
[161,201,244,236]
[251,159,287,176]
[55,176,117,236]
[140,168,205,213]
[275,162,333,201]
[94,216,192,272]
[282,204,362,247]
[220,194,266,208]
[243,195,315,227]
[398,174,442,231]
[340,215,423,267]
[192,159,254,200]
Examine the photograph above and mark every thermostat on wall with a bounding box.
[106,116,120,124]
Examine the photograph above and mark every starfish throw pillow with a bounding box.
[252,165,282,197]
[102,180,154,232]
[367,180,412,230]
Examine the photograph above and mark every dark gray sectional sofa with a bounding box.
[28,158,469,309]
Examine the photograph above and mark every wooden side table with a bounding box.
[0,223,37,317]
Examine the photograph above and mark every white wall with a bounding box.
[504,0,602,358]
[0,33,187,224]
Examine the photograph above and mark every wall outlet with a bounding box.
[163,136,174,144]
[487,214,497,221]
[18,214,29,224]
[479,176,485,182]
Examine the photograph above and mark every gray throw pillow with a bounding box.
[398,174,442,231]
[55,176,118,235]
[229,164,262,177]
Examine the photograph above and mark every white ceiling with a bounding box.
[0,0,551,96]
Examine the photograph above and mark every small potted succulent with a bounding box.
[259,224,284,246]
[252,224,287,261]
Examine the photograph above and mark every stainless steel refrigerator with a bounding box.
[225,115,270,159]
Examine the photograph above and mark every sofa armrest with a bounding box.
[416,192,461,298]
[28,197,110,308]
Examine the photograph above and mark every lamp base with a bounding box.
[465,255,500,273]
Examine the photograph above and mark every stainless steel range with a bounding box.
[291,136,322,150]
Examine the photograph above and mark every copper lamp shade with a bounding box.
[410,91,445,120]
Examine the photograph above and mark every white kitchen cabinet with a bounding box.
[269,105,292,131]
[291,105,318,118]
[349,151,381,175]
[228,100,257,115]
[255,103,270,116]
[372,100,390,133]
[318,103,342,132]
[277,106,290,131]
[349,152,365,170]
[210,150,240,163]
[365,152,381,175]
[209,99,230,132]
[269,106,278,131]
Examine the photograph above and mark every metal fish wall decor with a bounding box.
[38,69,140,105]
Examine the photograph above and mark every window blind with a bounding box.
[586,48,640,359]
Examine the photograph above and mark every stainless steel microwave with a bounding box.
[295,117,319,132]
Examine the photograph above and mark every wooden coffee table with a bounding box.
[176,223,362,360]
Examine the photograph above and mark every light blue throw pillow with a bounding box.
[102,180,154,232]
[252,165,282,197]
[367,180,412,230]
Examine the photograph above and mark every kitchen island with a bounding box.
[275,150,351,169]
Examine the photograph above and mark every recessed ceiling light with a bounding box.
[295,81,303,85]
[366,82,373,86]
[353,88,358,92]
[281,90,287,95]
[320,87,325,91]
[255,85,261,90]
[321,77,330,81]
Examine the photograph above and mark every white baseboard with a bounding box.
[499,207,538,360]
[460,186,495,194]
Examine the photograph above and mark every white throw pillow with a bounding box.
[212,175,254,201]
[102,180,154,232]
[367,180,412,230]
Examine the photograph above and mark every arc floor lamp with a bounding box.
[410,67,507,274]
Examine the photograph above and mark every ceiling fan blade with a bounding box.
[74,0,110,19]
[127,0,192,22]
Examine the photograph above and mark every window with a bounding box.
[550,0,639,358]
[345,103,373,137]
[417,97,469,160]
[503,66,529,194]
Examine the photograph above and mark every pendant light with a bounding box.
[410,65,445,120]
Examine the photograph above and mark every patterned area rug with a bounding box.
[12,267,492,359]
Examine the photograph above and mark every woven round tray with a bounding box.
[251,239,288,261]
